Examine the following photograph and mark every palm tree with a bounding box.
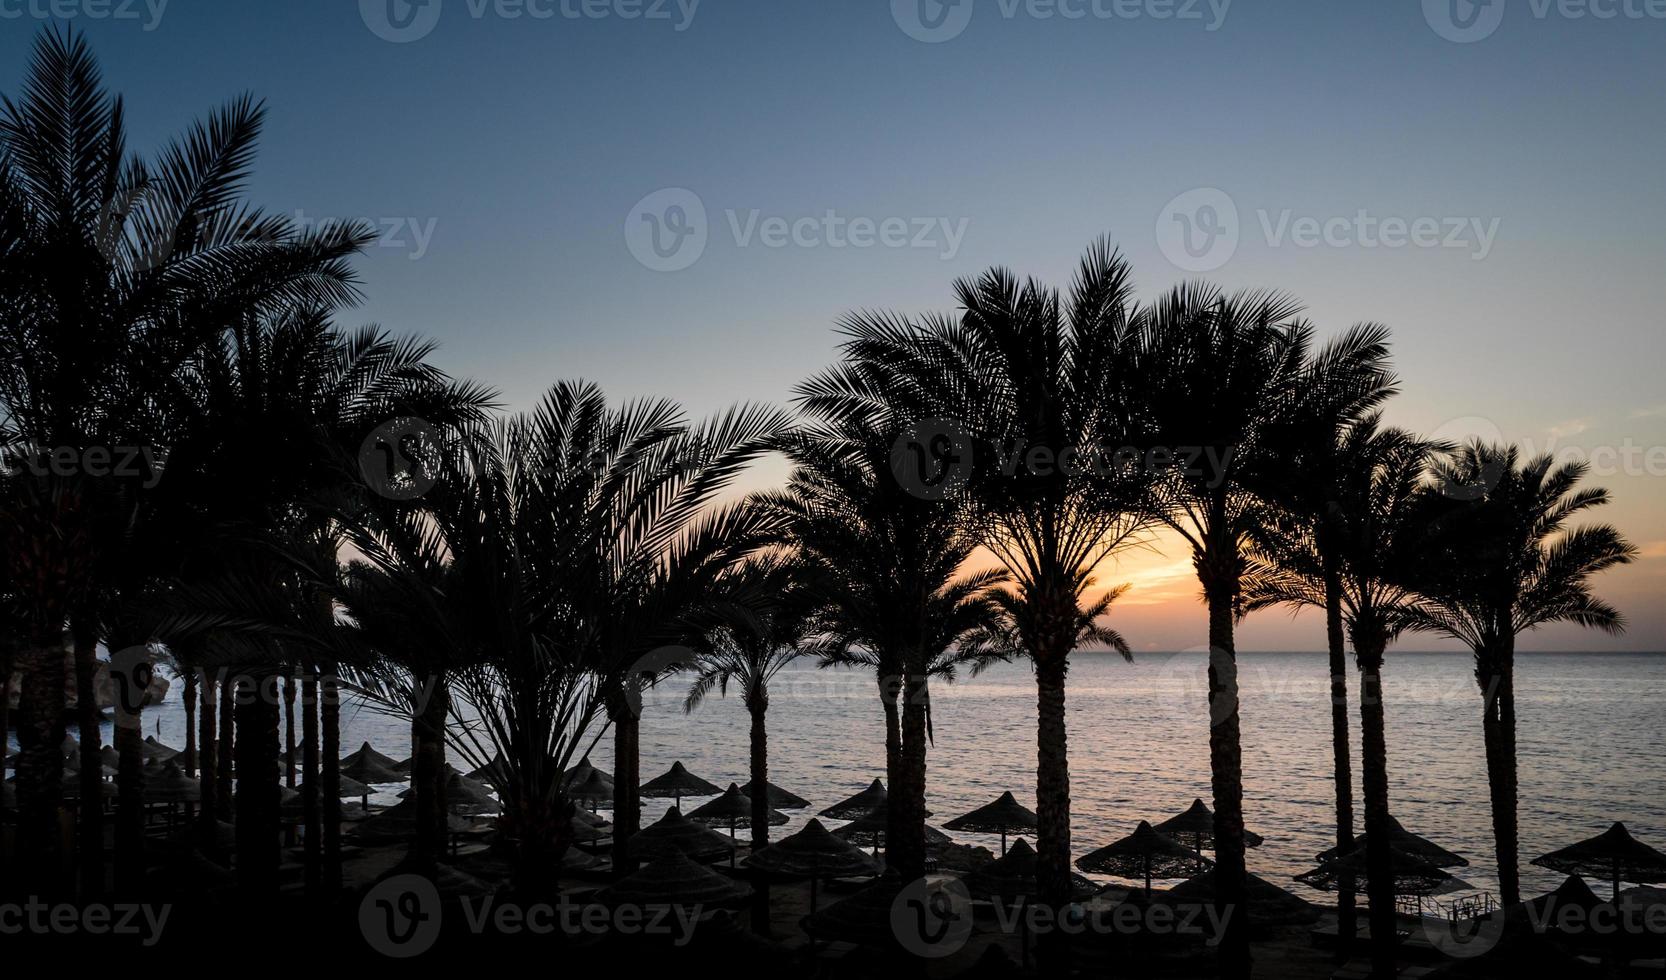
[760,407,1008,881]
[799,240,1145,925]
[1404,444,1636,906]
[1248,418,1435,977]
[0,26,371,887]
[683,557,816,851]
[1250,326,1398,953]
[1122,286,1391,976]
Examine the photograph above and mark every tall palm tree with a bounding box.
[799,240,1146,929]
[1248,418,1435,977]
[1122,287,1390,976]
[0,27,371,887]
[1404,444,1636,905]
[1250,326,1398,952]
[761,408,1009,881]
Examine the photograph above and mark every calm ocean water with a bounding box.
[35,651,1666,904]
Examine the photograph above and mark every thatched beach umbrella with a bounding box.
[629,806,737,863]
[1152,798,1265,854]
[142,761,201,804]
[688,783,788,839]
[965,838,1096,901]
[747,818,881,912]
[99,745,120,771]
[351,796,479,841]
[568,769,617,813]
[399,766,498,815]
[1295,844,1471,916]
[833,801,951,854]
[561,754,610,789]
[1076,821,1212,898]
[819,778,886,820]
[944,791,1038,855]
[593,850,753,909]
[740,778,810,810]
[640,761,723,809]
[340,741,404,784]
[1532,822,1666,900]
[142,735,181,763]
[1155,868,1322,928]
[466,752,508,785]
[1316,813,1466,868]
[571,806,610,844]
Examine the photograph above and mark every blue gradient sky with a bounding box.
[5,1,1662,650]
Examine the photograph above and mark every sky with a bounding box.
[3,0,1662,651]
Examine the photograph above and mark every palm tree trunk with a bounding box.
[411,676,449,870]
[1357,640,1396,979]
[113,694,145,893]
[73,624,103,897]
[895,671,930,882]
[197,668,219,848]
[13,636,68,894]
[1325,566,1357,956]
[1205,576,1251,980]
[878,670,902,870]
[283,672,297,789]
[748,698,771,934]
[217,671,235,819]
[301,666,320,893]
[1034,648,1071,908]
[234,670,281,895]
[1478,642,1520,905]
[321,664,343,890]
[182,670,198,777]
[611,710,641,871]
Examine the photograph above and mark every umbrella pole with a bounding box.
[1145,855,1152,900]
[1614,859,1621,902]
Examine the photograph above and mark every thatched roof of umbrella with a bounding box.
[1507,875,1605,930]
[1295,844,1471,897]
[640,761,723,802]
[399,766,498,814]
[688,783,788,830]
[819,778,886,820]
[944,791,1037,836]
[351,797,480,841]
[560,754,610,788]
[1155,868,1322,927]
[142,761,201,803]
[593,850,752,908]
[1316,814,1466,868]
[341,742,405,783]
[466,753,508,784]
[568,769,616,806]
[570,812,608,843]
[740,778,810,810]
[1152,798,1265,851]
[832,802,951,849]
[142,735,181,763]
[801,875,917,947]
[747,819,882,880]
[100,745,119,770]
[629,806,737,862]
[963,838,1097,901]
[1531,822,1666,898]
[1076,821,1212,893]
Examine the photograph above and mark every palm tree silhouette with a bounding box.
[1404,444,1636,906]
[1249,417,1437,975]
